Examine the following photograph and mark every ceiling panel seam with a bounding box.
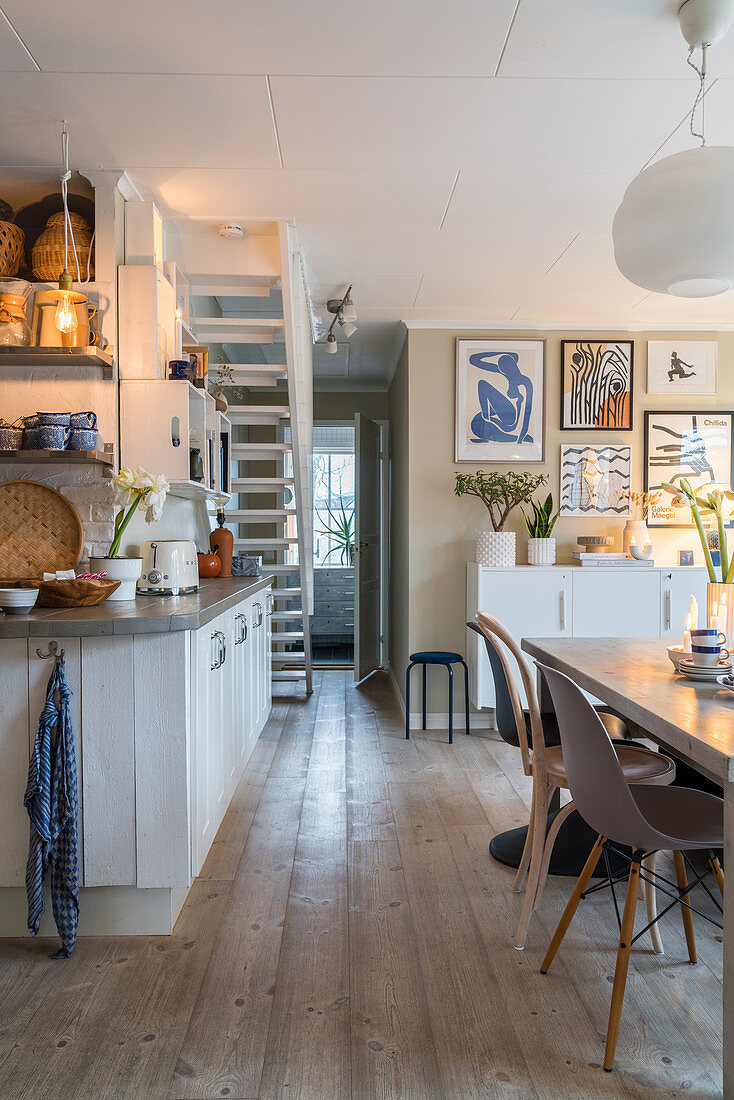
[494,0,523,78]
[545,232,580,274]
[640,77,718,171]
[0,5,40,70]
[266,74,285,169]
[438,170,460,230]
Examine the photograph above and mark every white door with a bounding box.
[572,570,660,637]
[354,413,382,682]
[191,624,213,876]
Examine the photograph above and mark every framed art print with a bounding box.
[644,410,734,527]
[646,340,717,395]
[560,340,633,430]
[455,339,545,462]
[560,444,631,517]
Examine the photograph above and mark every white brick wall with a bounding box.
[0,466,115,568]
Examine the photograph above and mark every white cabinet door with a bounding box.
[468,566,571,708]
[233,597,254,768]
[252,596,266,734]
[190,624,212,877]
[264,588,273,721]
[661,568,709,637]
[216,608,236,804]
[572,570,660,637]
[0,640,30,888]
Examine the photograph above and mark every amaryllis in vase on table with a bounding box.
[89,466,170,600]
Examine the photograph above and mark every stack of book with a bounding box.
[572,552,654,567]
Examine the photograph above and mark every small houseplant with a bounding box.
[523,492,559,565]
[316,502,355,565]
[454,470,548,567]
[663,478,734,637]
[90,465,170,600]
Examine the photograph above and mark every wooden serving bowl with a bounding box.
[34,578,121,607]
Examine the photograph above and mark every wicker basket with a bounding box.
[32,211,94,282]
[0,222,24,277]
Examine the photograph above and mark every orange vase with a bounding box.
[197,551,221,579]
[210,524,233,578]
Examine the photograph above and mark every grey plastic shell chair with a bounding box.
[537,661,724,1073]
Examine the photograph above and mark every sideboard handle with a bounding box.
[664,589,671,631]
[559,589,566,632]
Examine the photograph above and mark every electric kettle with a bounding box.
[138,539,199,595]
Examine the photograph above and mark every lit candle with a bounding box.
[711,600,720,635]
[689,595,699,631]
[683,613,692,653]
[722,594,729,646]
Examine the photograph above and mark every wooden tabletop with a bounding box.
[521,636,734,786]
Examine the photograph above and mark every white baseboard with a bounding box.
[386,662,494,730]
[0,883,190,937]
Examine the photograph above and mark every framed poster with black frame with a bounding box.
[644,410,734,528]
[455,338,545,463]
[560,340,633,431]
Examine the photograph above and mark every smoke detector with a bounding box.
[217,223,244,239]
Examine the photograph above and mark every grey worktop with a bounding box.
[0,575,273,638]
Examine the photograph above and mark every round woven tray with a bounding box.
[0,480,84,579]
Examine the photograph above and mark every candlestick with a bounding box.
[689,595,699,631]
[683,613,692,653]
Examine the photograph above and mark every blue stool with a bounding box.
[405,651,470,744]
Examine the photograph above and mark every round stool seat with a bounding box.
[410,651,463,664]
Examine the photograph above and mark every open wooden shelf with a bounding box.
[0,449,113,466]
[0,346,114,377]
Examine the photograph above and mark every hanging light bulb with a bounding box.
[325,332,338,354]
[48,270,86,336]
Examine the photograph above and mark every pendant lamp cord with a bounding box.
[687,44,707,147]
[59,120,95,284]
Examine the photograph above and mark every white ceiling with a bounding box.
[1,0,733,385]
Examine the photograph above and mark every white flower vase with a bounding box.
[476,531,516,568]
[623,519,651,558]
[89,556,143,601]
[527,537,556,566]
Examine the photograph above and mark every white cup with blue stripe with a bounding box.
[690,628,730,666]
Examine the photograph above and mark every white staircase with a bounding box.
[191,222,314,693]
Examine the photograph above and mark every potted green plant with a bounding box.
[523,492,560,565]
[454,470,548,567]
[89,465,170,599]
[316,501,355,565]
[662,478,734,636]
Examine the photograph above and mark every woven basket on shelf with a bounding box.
[0,222,24,277]
[32,211,94,282]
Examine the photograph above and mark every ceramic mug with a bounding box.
[37,411,70,427]
[690,628,730,666]
[23,428,39,448]
[70,410,97,429]
[68,427,98,451]
[38,424,70,450]
[0,424,22,450]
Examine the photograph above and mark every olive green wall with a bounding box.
[394,326,734,717]
[388,339,410,697]
[314,389,389,422]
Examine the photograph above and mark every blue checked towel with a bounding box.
[24,656,79,958]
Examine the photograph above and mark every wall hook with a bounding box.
[36,640,64,661]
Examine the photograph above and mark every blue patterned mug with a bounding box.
[37,411,71,427]
[70,410,97,429]
[38,424,70,450]
[68,427,98,451]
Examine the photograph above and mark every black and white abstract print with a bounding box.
[560,444,631,517]
[561,341,633,430]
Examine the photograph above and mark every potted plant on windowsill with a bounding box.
[89,466,170,600]
[662,478,734,636]
[454,470,548,568]
[523,492,559,565]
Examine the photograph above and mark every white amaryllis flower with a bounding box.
[139,472,170,524]
[113,465,138,507]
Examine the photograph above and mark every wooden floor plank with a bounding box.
[258,671,352,1099]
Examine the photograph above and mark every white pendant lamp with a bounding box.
[325,332,338,353]
[613,0,734,298]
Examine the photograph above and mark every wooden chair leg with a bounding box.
[541,834,605,974]
[642,853,664,956]
[604,857,641,1072]
[514,780,552,950]
[513,807,536,894]
[709,852,725,898]
[532,798,576,911]
[673,850,698,965]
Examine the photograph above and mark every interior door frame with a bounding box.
[376,419,389,670]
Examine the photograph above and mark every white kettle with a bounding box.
[138,540,198,595]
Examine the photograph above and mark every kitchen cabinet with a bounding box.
[467,563,709,709]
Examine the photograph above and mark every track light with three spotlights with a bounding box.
[321,283,357,352]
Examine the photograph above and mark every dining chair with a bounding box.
[474,612,676,951]
[537,661,725,1072]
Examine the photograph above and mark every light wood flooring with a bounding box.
[0,671,724,1099]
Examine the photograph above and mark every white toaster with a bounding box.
[138,540,199,595]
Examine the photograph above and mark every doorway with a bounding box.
[312,424,356,667]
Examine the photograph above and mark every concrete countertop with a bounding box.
[0,575,273,638]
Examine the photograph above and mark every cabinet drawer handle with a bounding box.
[241,614,248,642]
[267,593,274,616]
[210,631,220,670]
[219,630,227,666]
[664,589,671,631]
[559,590,566,631]
[254,602,263,627]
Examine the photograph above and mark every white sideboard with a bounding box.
[467,563,709,709]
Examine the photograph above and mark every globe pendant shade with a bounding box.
[613,145,734,297]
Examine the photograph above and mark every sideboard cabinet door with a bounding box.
[467,566,571,708]
[572,570,660,637]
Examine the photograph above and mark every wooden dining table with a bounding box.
[521,636,733,1097]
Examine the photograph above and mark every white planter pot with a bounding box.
[527,537,556,566]
[89,556,143,601]
[476,531,516,568]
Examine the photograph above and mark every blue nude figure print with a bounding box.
[469,351,534,445]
